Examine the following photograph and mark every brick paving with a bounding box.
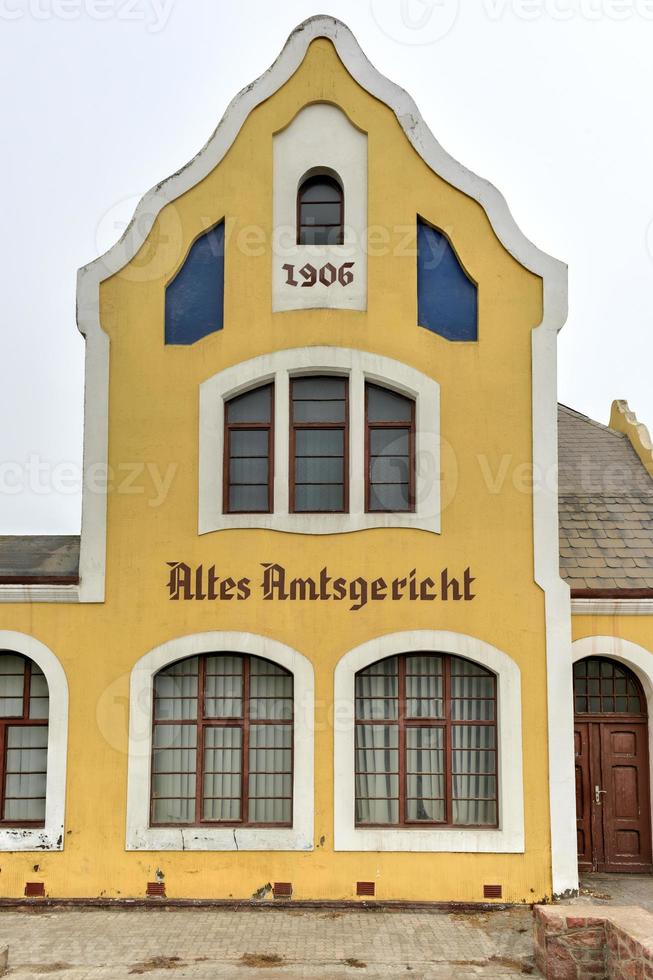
[0,906,537,979]
[573,873,653,913]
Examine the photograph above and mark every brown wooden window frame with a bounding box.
[0,654,48,828]
[365,383,416,514]
[223,383,274,515]
[573,657,647,718]
[296,173,344,246]
[354,653,498,830]
[150,653,294,829]
[289,375,349,515]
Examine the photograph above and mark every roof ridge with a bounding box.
[558,402,626,438]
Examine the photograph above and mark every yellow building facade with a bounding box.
[0,17,651,904]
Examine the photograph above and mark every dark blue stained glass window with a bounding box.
[165,221,224,345]
[417,218,477,342]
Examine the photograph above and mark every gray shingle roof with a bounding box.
[0,535,80,583]
[558,404,653,593]
[1,407,652,594]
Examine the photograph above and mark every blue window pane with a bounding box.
[165,222,224,345]
[417,219,477,341]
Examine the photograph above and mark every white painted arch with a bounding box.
[125,630,314,851]
[0,631,69,851]
[333,629,524,853]
[572,635,653,856]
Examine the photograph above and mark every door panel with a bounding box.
[574,723,593,871]
[600,722,652,872]
[574,720,652,873]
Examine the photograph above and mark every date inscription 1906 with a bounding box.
[282,261,354,288]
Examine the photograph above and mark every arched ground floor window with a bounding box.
[334,630,524,854]
[126,631,313,852]
[355,653,497,828]
[0,631,68,851]
[151,653,293,827]
[0,652,49,825]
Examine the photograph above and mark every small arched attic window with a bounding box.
[297,174,344,246]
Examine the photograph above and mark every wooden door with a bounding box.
[575,722,595,871]
[599,722,652,872]
[574,658,652,874]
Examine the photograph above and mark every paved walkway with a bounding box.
[0,906,537,979]
[573,873,653,913]
[3,876,651,979]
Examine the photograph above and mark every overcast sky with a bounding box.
[1,0,652,533]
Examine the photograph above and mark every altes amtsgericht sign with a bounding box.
[165,562,476,611]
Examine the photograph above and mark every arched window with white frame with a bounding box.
[126,632,314,852]
[355,653,497,828]
[0,631,68,852]
[333,631,524,854]
[199,348,439,536]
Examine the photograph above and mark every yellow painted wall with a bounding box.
[572,615,653,655]
[0,39,555,902]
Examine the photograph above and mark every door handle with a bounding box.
[594,785,607,805]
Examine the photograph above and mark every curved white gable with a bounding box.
[68,15,573,894]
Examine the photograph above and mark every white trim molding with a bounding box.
[68,14,568,606]
[572,599,653,616]
[0,585,80,604]
[125,631,314,851]
[333,630,524,853]
[0,631,69,851]
[199,347,440,535]
[572,635,653,854]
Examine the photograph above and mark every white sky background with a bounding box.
[1,0,652,533]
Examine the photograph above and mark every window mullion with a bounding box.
[276,370,290,515]
[0,723,6,822]
[242,657,250,825]
[409,399,416,510]
[398,656,406,827]
[196,656,206,825]
[22,656,31,720]
[444,657,452,826]
[349,369,364,515]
